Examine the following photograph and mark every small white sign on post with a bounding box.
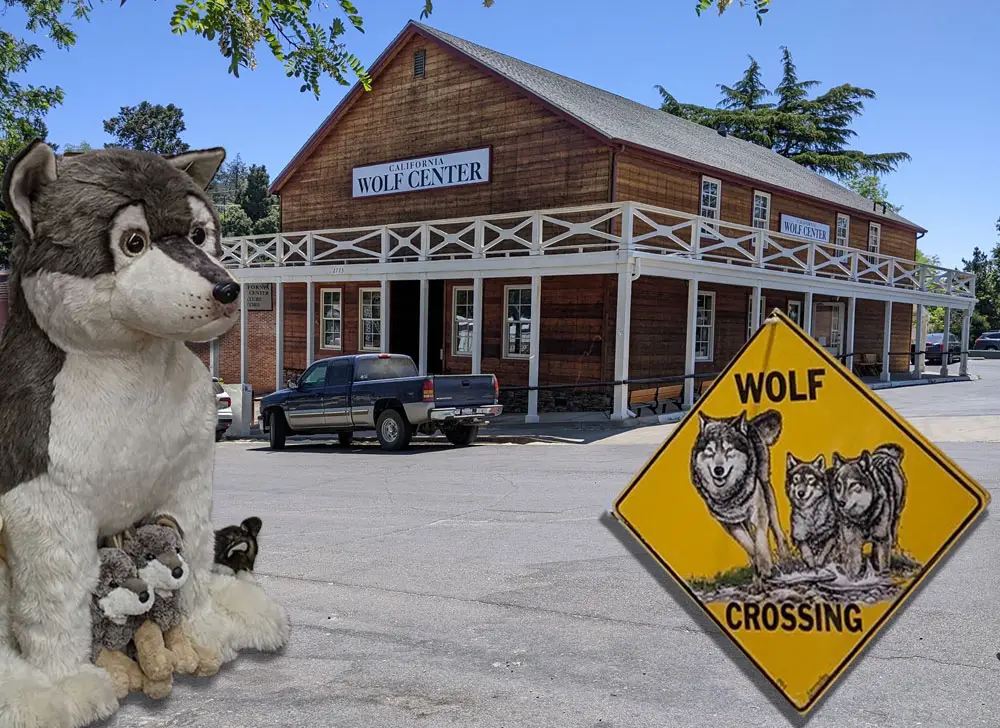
[780,214,831,244]
[353,148,491,198]
[245,283,273,311]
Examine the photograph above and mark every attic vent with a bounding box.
[413,49,426,78]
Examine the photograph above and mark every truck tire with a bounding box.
[268,411,287,450]
[444,424,479,447]
[376,409,411,451]
[338,431,353,447]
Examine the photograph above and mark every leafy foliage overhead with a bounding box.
[656,47,911,182]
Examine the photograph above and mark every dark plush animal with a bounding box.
[785,453,838,569]
[690,410,790,586]
[829,444,907,579]
[214,517,262,575]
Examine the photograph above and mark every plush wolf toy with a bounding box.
[0,142,290,727]
[214,516,262,577]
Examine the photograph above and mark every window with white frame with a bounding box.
[504,285,532,359]
[359,288,381,351]
[867,222,881,255]
[696,292,715,361]
[320,288,342,349]
[835,213,851,263]
[752,191,770,229]
[452,286,474,357]
[787,300,803,327]
[700,177,721,220]
[747,293,767,339]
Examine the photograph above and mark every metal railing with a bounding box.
[219,201,975,300]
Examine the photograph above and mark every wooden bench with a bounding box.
[628,376,718,416]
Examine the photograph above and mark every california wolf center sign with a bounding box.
[245,283,272,311]
[352,148,491,198]
[611,309,989,714]
[780,214,830,244]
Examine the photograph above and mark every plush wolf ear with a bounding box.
[241,517,262,538]
[164,147,226,190]
[2,140,58,238]
[152,514,185,540]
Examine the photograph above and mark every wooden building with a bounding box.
[201,20,976,421]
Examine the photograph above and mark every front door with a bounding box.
[324,358,355,428]
[812,302,845,357]
[283,360,330,429]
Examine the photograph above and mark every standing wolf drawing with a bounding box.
[691,409,909,590]
[0,142,289,728]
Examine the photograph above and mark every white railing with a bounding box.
[220,201,975,299]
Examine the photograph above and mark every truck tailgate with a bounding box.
[431,375,497,407]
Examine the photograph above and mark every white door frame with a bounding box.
[812,300,846,357]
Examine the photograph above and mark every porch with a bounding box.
[216,201,977,423]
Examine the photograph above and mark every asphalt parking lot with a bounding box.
[105,361,1000,728]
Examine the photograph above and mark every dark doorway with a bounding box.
[388,279,445,374]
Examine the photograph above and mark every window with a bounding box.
[836,213,850,248]
[787,300,803,327]
[452,286,474,357]
[752,191,770,229]
[695,292,715,362]
[867,222,881,256]
[359,288,382,351]
[354,355,418,382]
[700,177,721,220]
[504,285,532,359]
[327,359,354,387]
[299,362,329,388]
[413,49,426,78]
[747,293,767,339]
[320,288,342,350]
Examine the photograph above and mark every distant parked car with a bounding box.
[259,353,502,451]
[973,331,1000,350]
[924,332,961,365]
[214,377,232,441]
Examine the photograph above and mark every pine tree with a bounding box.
[240,164,273,222]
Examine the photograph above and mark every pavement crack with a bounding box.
[258,572,703,636]
[868,653,999,674]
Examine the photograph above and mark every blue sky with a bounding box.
[13,0,999,268]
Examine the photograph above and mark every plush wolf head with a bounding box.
[0,140,239,350]
[691,412,753,499]
[785,453,829,508]
[214,516,262,574]
[94,547,153,625]
[120,523,188,594]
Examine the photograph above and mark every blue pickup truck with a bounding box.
[259,353,503,451]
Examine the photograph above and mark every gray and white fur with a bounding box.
[0,141,290,727]
[119,524,188,632]
[785,453,838,570]
[90,548,154,661]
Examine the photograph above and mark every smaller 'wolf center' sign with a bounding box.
[611,308,989,715]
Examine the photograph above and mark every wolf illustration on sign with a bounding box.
[785,454,838,569]
[830,444,908,580]
[690,410,790,586]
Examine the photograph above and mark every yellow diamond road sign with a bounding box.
[612,308,990,714]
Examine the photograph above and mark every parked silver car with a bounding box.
[214,377,232,441]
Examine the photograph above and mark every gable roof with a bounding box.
[270,21,923,232]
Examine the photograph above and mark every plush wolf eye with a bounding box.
[191,227,206,245]
[121,231,148,256]
[109,581,119,589]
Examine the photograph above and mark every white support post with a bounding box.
[683,279,699,409]
[880,300,892,382]
[803,292,814,336]
[960,308,971,377]
[306,282,315,367]
[940,306,951,376]
[472,276,484,375]
[380,275,389,354]
[239,279,248,385]
[845,297,856,373]
[525,274,542,424]
[912,303,923,379]
[274,281,284,390]
[612,262,634,421]
[750,285,762,335]
[418,275,429,376]
[209,338,220,378]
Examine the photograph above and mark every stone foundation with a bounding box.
[499,388,613,414]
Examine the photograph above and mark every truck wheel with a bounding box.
[268,411,287,450]
[444,425,479,447]
[376,409,411,451]
[338,432,353,447]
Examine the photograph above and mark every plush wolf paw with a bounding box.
[192,644,221,678]
[56,664,120,728]
[163,624,199,675]
[134,620,175,682]
[0,670,74,728]
[140,673,172,701]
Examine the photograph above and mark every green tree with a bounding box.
[252,207,281,236]
[657,48,910,181]
[219,206,254,238]
[62,140,92,153]
[209,154,250,209]
[846,173,902,214]
[240,165,273,222]
[103,102,190,155]
[696,0,771,23]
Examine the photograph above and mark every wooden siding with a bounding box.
[279,36,611,232]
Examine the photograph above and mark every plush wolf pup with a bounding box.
[214,516,262,577]
[0,142,290,727]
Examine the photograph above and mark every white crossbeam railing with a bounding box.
[219,201,975,299]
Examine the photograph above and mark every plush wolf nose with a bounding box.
[172,566,184,579]
[213,281,240,304]
[138,591,150,603]
[713,465,725,477]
